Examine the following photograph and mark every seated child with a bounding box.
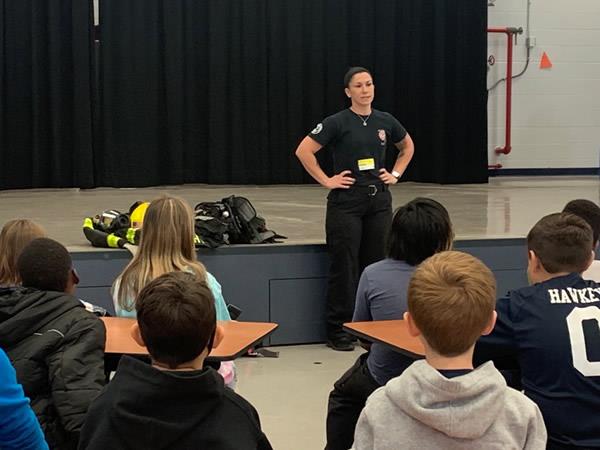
[79,272,272,450]
[0,219,46,287]
[0,348,48,450]
[0,238,106,450]
[111,195,235,385]
[353,251,547,450]
[0,218,107,316]
[563,199,600,281]
[111,196,230,321]
[326,197,454,450]
[475,213,600,449]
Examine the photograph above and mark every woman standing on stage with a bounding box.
[295,67,414,351]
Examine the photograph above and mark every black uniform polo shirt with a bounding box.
[309,108,407,186]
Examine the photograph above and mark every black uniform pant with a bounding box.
[325,353,381,450]
[325,185,392,339]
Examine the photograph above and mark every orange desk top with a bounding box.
[344,320,425,358]
[101,317,278,361]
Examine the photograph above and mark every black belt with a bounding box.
[350,184,388,196]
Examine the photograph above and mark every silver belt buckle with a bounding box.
[368,185,377,196]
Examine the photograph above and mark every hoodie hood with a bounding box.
[0,287,83,346]
[107,356,225,450]
[385,360,506,439]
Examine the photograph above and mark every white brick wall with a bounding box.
[488,0,600,169]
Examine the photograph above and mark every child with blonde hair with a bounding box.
[0,219,46,286]
[112,195,234,385]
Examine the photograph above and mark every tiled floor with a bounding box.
[235,344,364,450]
[1,176,599,250]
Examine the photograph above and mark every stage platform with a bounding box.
[1,176,599,248]
[1,176,598,344]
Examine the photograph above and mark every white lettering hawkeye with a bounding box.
[548,287,600,304]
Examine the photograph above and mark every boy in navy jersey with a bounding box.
[475,213,600,449]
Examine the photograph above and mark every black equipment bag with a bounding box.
[194,202,233,248]
[221,195,282,244]
[194,196,286,246]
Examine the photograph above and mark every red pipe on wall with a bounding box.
[488,27,522,169]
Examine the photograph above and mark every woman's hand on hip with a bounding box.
[379,169,399,184]
[326,170,355,189]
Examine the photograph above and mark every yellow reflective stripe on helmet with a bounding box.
[83,217,94,229]
[126,228,136,244]
[107,234,121,248]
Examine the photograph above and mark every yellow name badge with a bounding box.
[357,158,375,171]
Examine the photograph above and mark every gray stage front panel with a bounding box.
[77,286,114,313]
[269,277,328,345]
[70,238,529,344]
[454,238,527,270]
[72,252,131,286]
[454,238,527,295]
[492,270,529,297]
[199,246,328,325]
[72,251,131,315]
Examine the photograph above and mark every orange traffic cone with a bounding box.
[540,52,553,69]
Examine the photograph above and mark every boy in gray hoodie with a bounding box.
[352,251,547,450]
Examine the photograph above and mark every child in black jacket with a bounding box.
[0,238,106,450]
[78,271,272,450]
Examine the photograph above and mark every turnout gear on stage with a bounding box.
[83,201,146,249]
[195,196,285,247]
[84,197,285,249]
[83,217,140,249]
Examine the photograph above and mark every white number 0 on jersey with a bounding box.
[567,306,600,377]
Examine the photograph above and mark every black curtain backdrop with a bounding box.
[0,0,94,189]
[98,0,488,186]
[0,0,487,189]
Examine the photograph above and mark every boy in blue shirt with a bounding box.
[326,198,454,450]
[0,348,48,450]
[475,212,600,449]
